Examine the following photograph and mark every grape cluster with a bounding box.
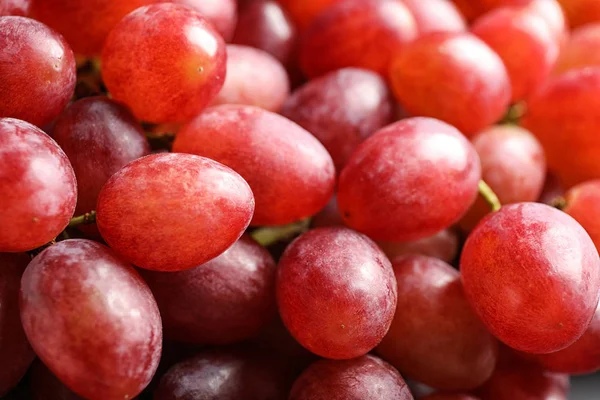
[2,0,600,399]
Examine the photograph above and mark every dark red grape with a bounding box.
[0,253,35,397]
[20,239,162,400]
[389,32,511,137]
[51,97,150,215]
[173,105,335,226]
[554,23,600,76]
[30,360,83,400]
[337,117,481,242]
[0,16,76,127]
[281,67,394,170]
[289,355,413,400]
[140,235,276,345]
[277,227,397,359]
[461,203,600,354]
[377,255,497,391]
[402,0,466,34]
[538,172,564,205]
[562,180,600,251]
[173,0,237,41]
[101,3,226,123]
[0,0,30,16]
[0,118,76,252]
[277,0,341,29]
[96,153,254,271]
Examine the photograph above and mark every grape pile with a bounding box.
[3,0,600,399]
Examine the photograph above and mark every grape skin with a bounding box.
[0,0,30,16]
[173,0,237,41]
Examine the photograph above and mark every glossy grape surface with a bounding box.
[20,239,162,400]
[173,0,237,41]
[337,117,481,242]
[0,0,30,16]
[0,118,77,252]
[101,3,227,123]
[461,203,600,354]
[278,0,341,29]
[277,227,397,359]
[96,153,254,271]
[562,180,600,251]
[0,16,76,127]
[402,0,466,34]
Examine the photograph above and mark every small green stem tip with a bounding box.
[251,218,311,247]
[478,180,502,213]
[68,210,97,228]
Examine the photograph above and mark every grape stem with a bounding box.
[251,219,311,247]
[478,180,501,212]
[68,210,97,227]
[551,196,567,210]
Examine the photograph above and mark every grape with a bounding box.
[211,45,290,112]
[96,153,254,271]
[389,32,511,136]
[421,395,480,400]
[0,253,35,397]
[276,227,397,359]
[562,180,600,251]
[20,239,162,400]
[557,0,600,29]
[173,0,237,41]
[101,3,227,124]
[0,0,30,16]
[554,23,600,76]
[471,7,559,102]
[289,355,413,400]
[521,68,600,188]
[51,97,150,216]
[140,235,276,345]
[461,203,600,354]
[277,0,341,29]
[525,0,568,43]
[299,0,417,77]
[459,125,546,232]
[30,360,83,400]
[173,105,335,226]
[376,255,497,391]
[377,230,459,264]
[0,118,77,252]
[538,172,564,205]
[337,117,481,242]
[154,348,292,400]
[0,16,76,127]
[402,0,466,34]
[281,67,394,170]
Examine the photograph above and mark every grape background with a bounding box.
[572,374,600,398]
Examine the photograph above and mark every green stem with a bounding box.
[68,211,97,227]
[251,219,311,247]
[478,180,501,212]
[551,196,567,210]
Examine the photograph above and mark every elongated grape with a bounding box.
[461,203,600,354]
[20,239,162,400]
[96,153,254,271]
[0,118,77,252]
[0,16,76,127]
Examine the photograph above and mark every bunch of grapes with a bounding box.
[2,0,600,399]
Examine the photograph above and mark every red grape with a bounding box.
[172,0,237,41]
[377,230,459,264]
[276,227,397,359]
[278,0,341,29]
[96,153,254,271]
[0,16,76,127]
[562,180,600,251]
[20,239,162,400]
[421,395,480,400]
[281,67,395,170]
[211,45,290,111]
[140,235,276,345]
[524,0,567,44]
[289,355,413,400]
[402,0,466,34]
[51,97,150,215]
[472,7,559,102]
[337,117,481,242]
[173,105,335,226]
[461,203,600,354]
[30,360,83,400]
[101,3,227,123]
[0,0,30,16]
[557,0,600,29]
[0,253,35,397]
[299,0,417,77]
[0,118,76,253]
[389,32,511,136]
[459,125,546,232]
[554,23,600,76]
[521,67,600,188]
[377,255,497,391]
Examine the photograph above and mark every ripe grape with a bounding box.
[0,0,30,16]
[376,255,497,391]
[30,361,82,400]
[472,7,559,102]
[277,0,341,29]
[557,0,600,29]
[554,23,600,76]
[173,105,335,226]
[20,239,162,400]
[561,180,600,252]
[459,125,546,232]
[421,395,480,400]
[0,253,35,397]
[337,117,481,242]
[389,32,511,136]
[211,45,290,112]
[0,16,76,127]
[276,227,397,359]
[377,230,459,264]
[402,0,466,34]
[522,67,600,187]
[96,153,254,271]
[461,203,600,354]
[51,97,150,216]
[289,355,414,400]
[0,118,77,253]
[140,235,277,345]
[281,68,394,170]
[173,0,237,41]
[101,3,227,123]
[299,0,417,77]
